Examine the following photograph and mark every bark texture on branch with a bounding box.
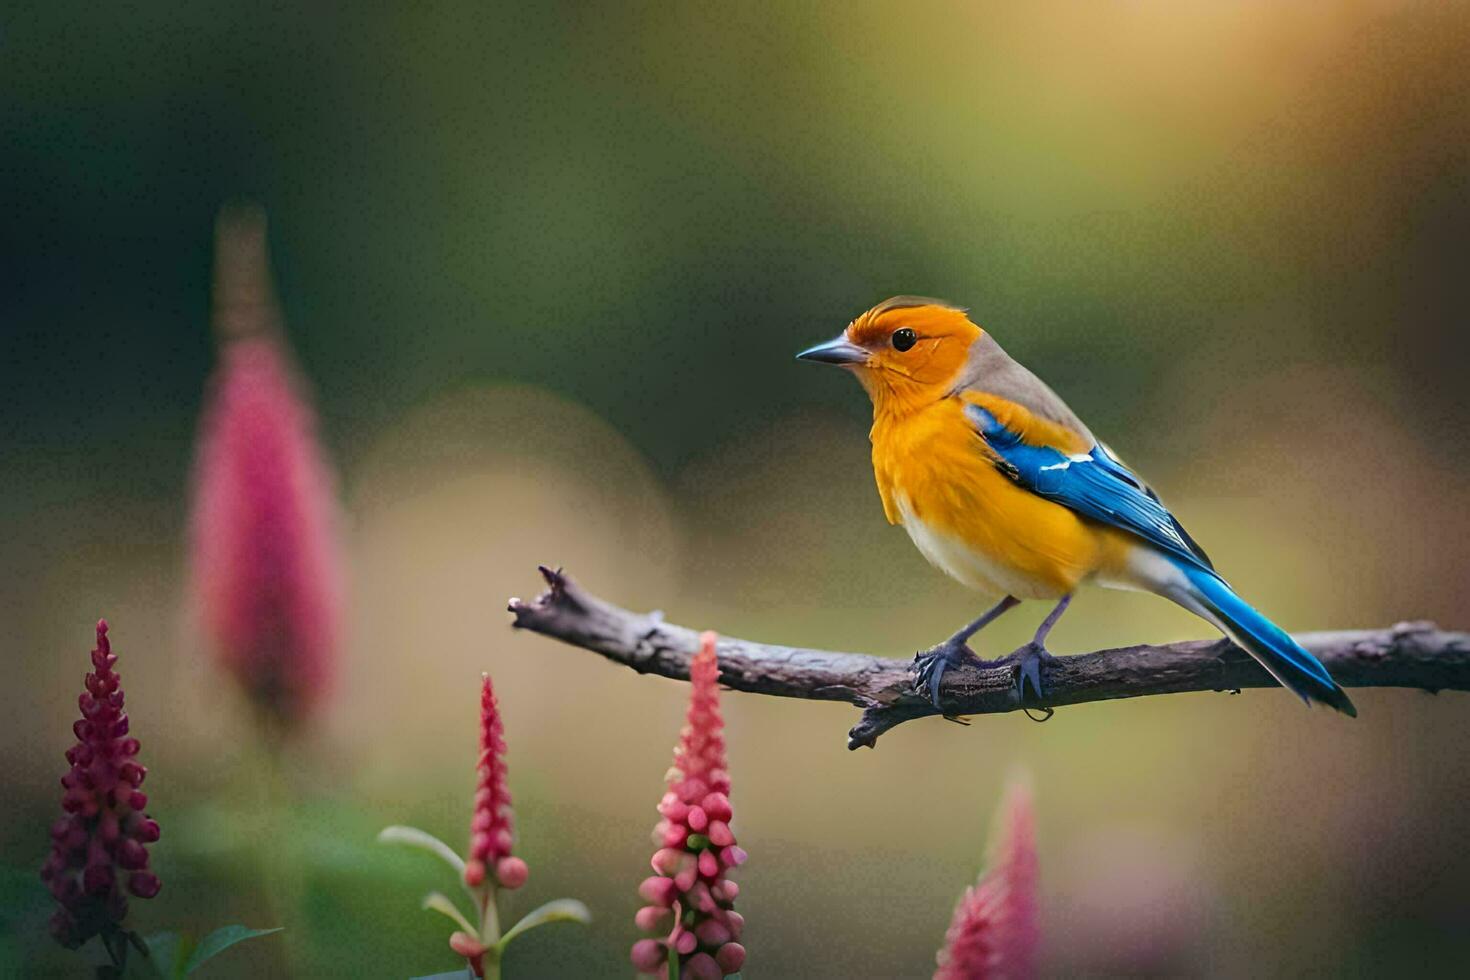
[507,567,1470,749]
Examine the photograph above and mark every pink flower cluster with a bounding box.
[463,673,527,892]
[934,779,1038,980]
[190,327,343,728]
[41,622,162,949]
[631,632,746,979]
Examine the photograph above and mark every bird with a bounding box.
[796,295,1355,717]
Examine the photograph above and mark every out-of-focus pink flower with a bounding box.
[934,777,1038,980]
[41,622,161,950]
[189,206,344,727]
[631,631,745,978]
[463,673,523,892]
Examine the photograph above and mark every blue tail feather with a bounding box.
[1178,563,1356,717]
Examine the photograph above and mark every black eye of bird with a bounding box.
[891,327,917,352]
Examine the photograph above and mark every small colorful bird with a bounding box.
[798,296,1355,716]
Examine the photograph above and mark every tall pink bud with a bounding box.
[632,632,745,977]
[934,777,1039,980]
[42,622,162,950]
[189,206,344,727]
[463,673,524,892]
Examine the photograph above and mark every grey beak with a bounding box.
[796,335,868,365]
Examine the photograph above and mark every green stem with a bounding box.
[480,881,502,944]
[479,882,502,980]
[667,948,679,980]
[255,726,304,976]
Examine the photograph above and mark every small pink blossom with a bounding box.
[935,777,1038,980]
[631,632,745,977]
[189,207,344,727]
[41,622,161,950]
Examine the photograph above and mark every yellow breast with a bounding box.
[871,398,1124,599]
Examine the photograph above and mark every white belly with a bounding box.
[895,495,1060,599]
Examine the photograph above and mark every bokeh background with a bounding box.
[5,2,1470,976]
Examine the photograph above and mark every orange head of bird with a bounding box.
[796,296,980,409]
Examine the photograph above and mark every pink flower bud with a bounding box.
[658,796,690,823]
[639,875,677,907]
[715,942,746,973]
[635,905,673,933]
[695,918,731,947]
[684,952,721,980]
[630,938,666,973]
[127,872,161,899]
[687,806,709,832]
[673,929,698,956]
[651,847,684,875]
[449,930,488,976]
[495,856,528,890]
[448,932,486,957]
[463,859,486,887]
[707,820,734,847]
[132,818,161,844]
[701,793,733,822]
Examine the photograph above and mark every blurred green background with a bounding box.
[5,2,1470,976]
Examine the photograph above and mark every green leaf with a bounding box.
[496,898,592,951]
[409,970,475,980]
[142,931,193,979]
[420,891,477,935]
[377,825,467,880]
[182,925,283,974]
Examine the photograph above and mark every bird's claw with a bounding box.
[914,638,980,710]
[1009,640,1058,703]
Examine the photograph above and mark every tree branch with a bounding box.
[507,566,1470,749]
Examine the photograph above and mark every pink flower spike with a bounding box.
[465,674,519,887]
[630,631,745,976]
[189,205,344,729]
[934,776,1039,980]
[42,622,161,950]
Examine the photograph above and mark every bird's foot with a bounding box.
[1006,640,1059,703]
[913,637,986,710]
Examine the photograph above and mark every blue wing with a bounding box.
[965,403,1213,572]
